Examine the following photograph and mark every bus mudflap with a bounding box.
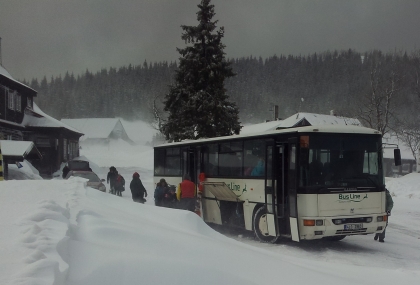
[290,217,300,242]
[202,182,243,202]
[267,213,277,236]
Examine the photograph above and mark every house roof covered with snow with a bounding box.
[22,103,83,135]
[241,112,362,135]
[0,140,42,160]
[0,65,37,94]
[61,118,133,142]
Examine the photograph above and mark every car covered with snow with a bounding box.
[65,170,106,192]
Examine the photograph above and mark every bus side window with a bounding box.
[219,142,243,177]
[154,149,165,175]
[244,139,265,177]
[165,148,181,176]
[204,144,218,176]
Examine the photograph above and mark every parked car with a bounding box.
[67,160,92,171]
[65,170,106,192]
[62,159,93,179]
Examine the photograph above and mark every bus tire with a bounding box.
[323,235,346,241]
[253,206,280,243]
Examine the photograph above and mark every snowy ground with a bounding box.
[1,122,420,285]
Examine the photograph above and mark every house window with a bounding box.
[69,141,79,160]
[36,138,51,147]
[16,93,22,112]
[8,89,15,110]
[27,97,33,109]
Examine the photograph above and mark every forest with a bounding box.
[28,49,420,131]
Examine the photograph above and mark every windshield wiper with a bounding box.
[349,175,378,188]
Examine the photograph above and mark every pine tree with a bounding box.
[161,0,241,141]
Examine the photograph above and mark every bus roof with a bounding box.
[155,124,381,148]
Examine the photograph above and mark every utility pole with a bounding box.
[0,37,2,66]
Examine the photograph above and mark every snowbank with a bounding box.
[7,160,43,180]
[386,173,420,199]
[1,178,419,285]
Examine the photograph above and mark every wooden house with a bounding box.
[0,64,83,178]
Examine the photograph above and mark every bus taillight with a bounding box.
[377,215,387,222]
[303,219,315,226]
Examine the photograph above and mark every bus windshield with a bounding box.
[299,134,383,190]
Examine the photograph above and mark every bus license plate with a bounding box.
[344,224,362,230]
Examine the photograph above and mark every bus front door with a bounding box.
[288,138,300,242]
[264,143,278,237]
[275,143,289,236]
[182,148,196,184]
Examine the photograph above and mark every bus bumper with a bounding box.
[298,214,388,240]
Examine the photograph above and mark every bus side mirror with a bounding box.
[394,149,401,166]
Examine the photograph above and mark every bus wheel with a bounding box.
[323,235,346,241]
[253,207,280,243]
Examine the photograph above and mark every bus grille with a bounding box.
[336,228,367,235]
[332,217,372,225]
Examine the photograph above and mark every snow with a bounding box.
[241,112,361,135]
[8,159,43,180]
[0,65,36,92]
[0,140,37,157]
[0,65,13,78]
[1,120,420,285]
[60,118,156,145]
[22,103,82,134]
[119,119,158,145]
[60,118,123,141]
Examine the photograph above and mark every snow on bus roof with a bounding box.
[155,124,379,148]
[241,112,361,135]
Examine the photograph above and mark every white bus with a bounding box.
[154,125,400,242]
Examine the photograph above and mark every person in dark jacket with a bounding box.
[107,166,117,194]
[374,189,394,242]
[62,165,70,179]
[154,178,168,207]
[130,172,147,203]
[163,185,177,208]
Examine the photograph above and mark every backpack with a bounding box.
[115,174,125,191]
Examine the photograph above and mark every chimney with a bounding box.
[0,36,2,66]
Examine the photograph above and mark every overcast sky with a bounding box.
[1,0,420,81]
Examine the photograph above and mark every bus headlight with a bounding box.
[316,220,323,226]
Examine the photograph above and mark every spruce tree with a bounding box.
[161,0,241,142]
